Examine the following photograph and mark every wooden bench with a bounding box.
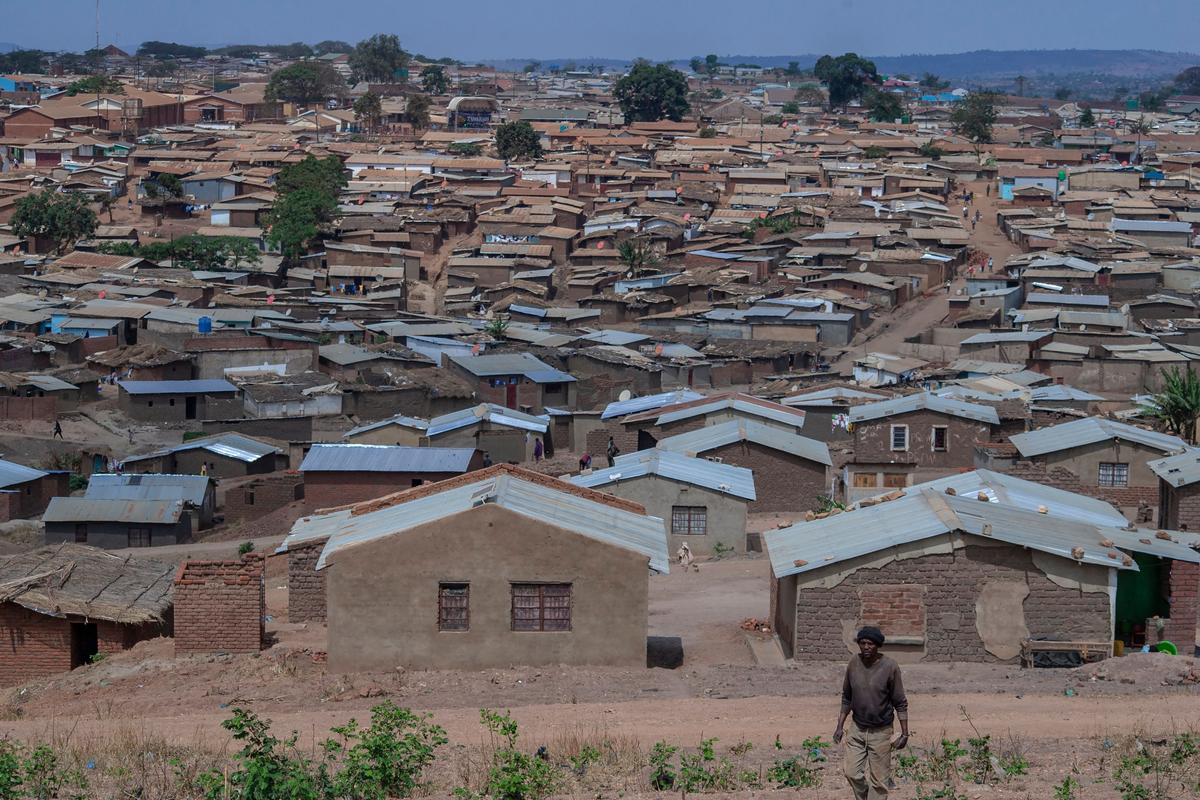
[1021,639,1112,667]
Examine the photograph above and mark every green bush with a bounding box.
[459,709,558,800]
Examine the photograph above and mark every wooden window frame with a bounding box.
[883,473,908,489]
[931,425,949,452]
[852,472,878,488]
[890,424,909,451]
[511,583,572,632]
[127,527,151,547]
[437,582,470,632]
[1098,462,1129,488]
[670,505,708,536]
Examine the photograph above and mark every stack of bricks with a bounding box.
[287,540,327,623]
[173,554,265,656]
[224,473,304,525]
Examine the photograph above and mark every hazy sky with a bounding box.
[9,0,1200,59]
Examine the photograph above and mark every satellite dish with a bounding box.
[618,389,633,402]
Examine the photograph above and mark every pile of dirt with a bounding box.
[1079,652,1200,686]
[203,500,309,542]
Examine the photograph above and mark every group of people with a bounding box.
[577,436,621,472]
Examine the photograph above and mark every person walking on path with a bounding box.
[606,436,620,467]
[52,419,63,439]
[833,626,909,800]
[533,438,544,462]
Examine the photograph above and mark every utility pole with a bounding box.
[95,0,100,51]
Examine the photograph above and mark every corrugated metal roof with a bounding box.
[524,368,577,384]
[301,444,475,473]
[904,469,1128,528]
[764,488,1144,580]
[656,419,832,466]
[1030,385,1103,402]
[118,379,237,395]
[124,433,282,466]
[1148,449,1200,488]
[0,458,47,490]
[570,450,756,500]
[43,497,184,524]
[447,352,572,379]
[849,393,1000,425]
[653,397,807,429]
[579,330,650,346]
[1011,417,1187,458]
[278,508,353,552]
[309,472,669,572]
[601,389,704,420]
[427,403,549,437]
[86,473,210,505]
[782,387,888,408]
[344,414,429,438]
[960,330,1048,345]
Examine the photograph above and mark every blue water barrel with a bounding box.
[198,316,213,334]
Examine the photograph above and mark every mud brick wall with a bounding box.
[0,604,73,686]
[852,411,991,470]
[225,473,304,524]
[585,425,638,462]
[859,584,926,639]
[287,540,327,623]
[792,545,1111,662]
[174,556,265,655]
[1163,561,1200,655]
[706,440,828,514]
[0,494,16,524]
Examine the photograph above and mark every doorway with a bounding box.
[505,383,517,410]
[70,622,98,668]
[185,396,197,420]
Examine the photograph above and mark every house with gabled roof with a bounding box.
[279,464,668,670]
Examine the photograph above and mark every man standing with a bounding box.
[833,626,909,800]
[52,419,63,439]
[606,436,620,467]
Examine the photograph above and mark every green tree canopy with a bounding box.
[64,75,123,96]
[349,34,409,83]
[950,91,998,149]
[267,189,336,265]
[265,61,344,105]
[352,92,383,132]
[495,121,543,162]
[618,238,661,278]
[137,41,206,59]
[704,54,720,77]
[689,57,704,75]
[1145,367,1200,444]
[523,61,541,74]
[813,53,878,109]
[98,235,261,269]
[420,64,449,95]
[1078,106,1097,127]
[275,155,347,209]
[143,172,183,200]
[0,49,48,74]
[1176,66,1200,96]
[865,89,903,122]
[919,72,948,90]
[11,191,97,254]
[614,61,690,123]
[405,94,431,130]
[314,40,353,56]
[781,101,800,115]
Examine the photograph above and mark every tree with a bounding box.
[314,40,353,56]
[698,126,717,138]
[918,141,944,160]
[689,57,704,75]
[275,155,347,209]
[865,89,903,122]
[64,75,123,96]
[523,61,541,74]
[813,53,878,109]
[785,61,801,76]
[1175,66,1200,96]
[1054,87,1072,101]
[781,101,800,115]
[146,59,179,79]
[136,41,206,59]
[265,61,344,105]
[143,173,183,200]
[420,64,449,95]
[1139,89,1168,112]
[862,145,889,159]
[266,189,336,265]
[1145,367,1200,444]
[404,94,431,130]
[0,49,48,74]
[704,54,720,77]
[613,61,690,123]
[1078,106,1097,127]
[617,238,660,278]
[950,91,998,151]
[1129,115,1153,164]
[349,34,409,83]
[1014,75,1028,97]
[919,72,947,90]
[352,92,382,134]
[495,121,543,162]
[11,191,97,254]
[100,235,261,269]
[449,142,482,156]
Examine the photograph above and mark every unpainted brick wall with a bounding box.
[858,584,926,638]
[584,425,637,462]
[1163,561,1200,655]
[791,545,1111,662]
[224,473,304,524]
[706,440,828,514]
[173,555,265,655]
[0,494,15,524]
[287,540,327,623]
[0,604,73,686]
[852,411,991,470]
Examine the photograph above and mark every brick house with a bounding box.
[84,473,216,531]
[620,392,809,451]
[845,393,1000,502]
[1011,417,1188,516]
[766,473,1200,662]
[1148,450,1200,649]
[655,419,832,514]
[121,433,288,479]
[117,379,241,423]
[43,498,193,548]
[444,352,576,413]
[225,473,305,526]
[300,444,484,509]
[425,404,552,464]
[0,459,69,522]
[173,556,265,656]
[571,450,756,556]
[281,464,668,670]
[0,544,174,686]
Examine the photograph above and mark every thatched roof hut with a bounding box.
[0,544,175,625]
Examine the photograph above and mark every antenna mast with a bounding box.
[95,0,100,50]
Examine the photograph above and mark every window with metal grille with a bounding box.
[128,527,151,547]
[671,506,707,535]
[511,583,571,631]
[437,583,469,631]
[890,425,908,451]
[1098,462,1129,487]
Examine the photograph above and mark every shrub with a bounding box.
[323,702,447,799]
